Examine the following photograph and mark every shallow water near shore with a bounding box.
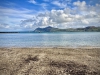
[0,32,100,48]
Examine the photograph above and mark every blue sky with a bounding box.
[0,0,100,31]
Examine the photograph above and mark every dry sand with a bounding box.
[0,48,100,75]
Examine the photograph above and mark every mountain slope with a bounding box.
[34,26,100,33]
[34,26,59,32]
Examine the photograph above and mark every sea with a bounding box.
[0,32,100,48]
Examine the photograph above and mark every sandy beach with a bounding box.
[0,48,100,75]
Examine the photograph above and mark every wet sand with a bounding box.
[0,48,100,75]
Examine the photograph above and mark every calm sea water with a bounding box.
[0,32,100,48]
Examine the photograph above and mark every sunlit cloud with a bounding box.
[0,0,100,31]
[21,1,100,29]
[28,0,37,4]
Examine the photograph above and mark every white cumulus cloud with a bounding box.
[28,0,36,4]
[20,1,100,29]
[81,19,89,24]
[0,0,100,31]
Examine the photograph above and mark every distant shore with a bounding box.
[0,26,100,33]
[0,47,100,75]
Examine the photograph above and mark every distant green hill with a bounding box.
[34,26,100,33]
[34,26,59,32]
[0,26,100,33]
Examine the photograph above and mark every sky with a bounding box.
[0,0,100,31]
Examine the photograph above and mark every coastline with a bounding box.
[0,47,100,75]
[1,45,100,48]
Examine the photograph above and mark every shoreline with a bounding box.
[0,47,100,75]
[0,46,100,49]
